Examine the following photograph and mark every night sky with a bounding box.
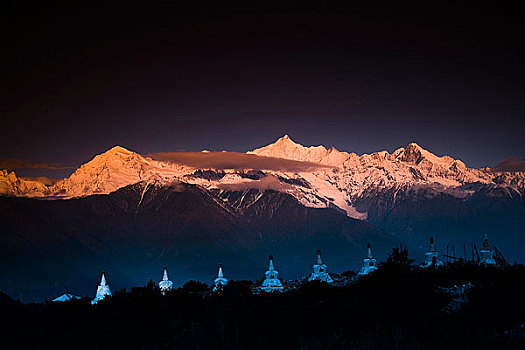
[2,3,524,178]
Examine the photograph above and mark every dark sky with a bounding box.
[2,3,524,177]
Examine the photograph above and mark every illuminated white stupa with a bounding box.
[259,255,284,292]
[480,235,496,265]
[358,244,378,276]
[213,264,228,291]
[159,266,173,294]
[91,271,112,304]
[420,236,444,268]
[52,293,81,302]
[308,249,333,283]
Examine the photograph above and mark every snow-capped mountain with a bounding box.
[249,135,499,189]
[0,169,50,196]
[50,146,185,198]
[1,135,523,220]
[0,146,185,198]
[253,136,523,216]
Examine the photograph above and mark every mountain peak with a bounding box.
[406,142,423,150]
[248,135,329,163]
[394,142,467,170]
[276,134,296,144]
[399,142,424,163]
[105,145,134,155]
[249,134,306,155]
[90,146,137,163]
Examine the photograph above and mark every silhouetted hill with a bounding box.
[2,263,524,349]
[356,184,525,261]
[0,182,396,302]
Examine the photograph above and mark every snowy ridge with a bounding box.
[0,146,187,198]
[244,135,522,218]
[0,169,50,196]
[1,136,523,219]
[248,134,351,166]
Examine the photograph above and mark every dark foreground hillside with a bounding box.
[2,256,525,350]
[0,183,397,303]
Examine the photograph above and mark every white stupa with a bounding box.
[480,235,496,265]
[91,271,112,304]
[420,236,444,268]
[159,266,174,294]
[213,264,228,291]
[358,244,378,276]
[52,293,81,302]
[308,249,333,283]
[259,255,284,292]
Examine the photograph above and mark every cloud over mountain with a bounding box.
[147,151,331,172]
[0,158,74,170]
[493,157,525,172]
[217,174,293,191]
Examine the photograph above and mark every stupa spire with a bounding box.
[91,271,112,304]
[483,234,489,250]
[100,272,107,286]
[367,243,373,259]
[268,255,275,271]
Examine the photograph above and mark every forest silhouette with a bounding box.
[2,248,525,349]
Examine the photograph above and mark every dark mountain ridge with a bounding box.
[0,181,396,302]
